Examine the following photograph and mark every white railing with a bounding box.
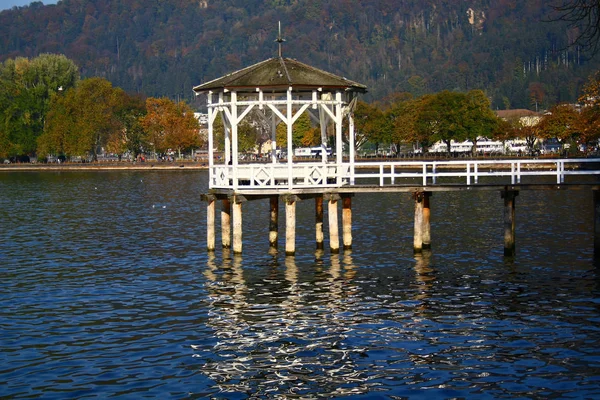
[210,158,600,190]
[211,162,350,190]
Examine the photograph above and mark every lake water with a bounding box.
[1,170,599,399]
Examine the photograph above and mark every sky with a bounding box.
[0,0,58,11]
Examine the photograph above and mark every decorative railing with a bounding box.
[210,158,600,190]
[211,163,350,189]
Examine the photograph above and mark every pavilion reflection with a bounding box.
[195,250,375,396]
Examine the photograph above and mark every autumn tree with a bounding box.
[577,70,600,150]
[538,103,581,149]
[276,110,313,149]
[497,117,540,155]
[39,77,126,160]
[492,117,518,145]
[387,95,428,154]
[141,97,201,158]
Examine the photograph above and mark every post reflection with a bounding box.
[195,250,374,397]
[413,249,435,311]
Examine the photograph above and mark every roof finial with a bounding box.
[275,21,285,58]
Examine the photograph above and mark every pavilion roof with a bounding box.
[193,57,367,93]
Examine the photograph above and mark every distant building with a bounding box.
[194,112,208,126]
[495,109,541,126]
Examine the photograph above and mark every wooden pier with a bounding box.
[193,50,600,258]
[202,159,600,258]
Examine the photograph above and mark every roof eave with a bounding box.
[194,83,367,94]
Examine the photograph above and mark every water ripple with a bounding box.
[1,171,599,398]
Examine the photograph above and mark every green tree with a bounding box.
[462,90,499,154]
[212,112,226,152]
[107,93,147,159]
[237,121,258,153]
[275,110,312,149]
[0,54,78,158]
[417,91,469,156]
[353,100,390,155]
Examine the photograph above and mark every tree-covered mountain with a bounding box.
[1,0,598,110]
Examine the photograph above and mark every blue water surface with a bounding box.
[1,170,599,399]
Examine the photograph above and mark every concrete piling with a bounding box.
[413,192,424,253]
[342,195,353,250]
[232,196,244,254]
[315,196,324,250]
[328,194,340,254]
[269,195,279,249]
[221,198,231,249]
[206,195,216,252]
[285,195,299,256]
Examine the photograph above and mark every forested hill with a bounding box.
[1,0,598,110]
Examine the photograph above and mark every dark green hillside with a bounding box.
[1,0,598,109]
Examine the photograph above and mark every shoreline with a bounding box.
[1,156,595,172]
[0,162,210,171]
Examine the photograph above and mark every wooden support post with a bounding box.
[232,196,244,254]
[285,195,299,256]
[342,195,353,250]
[502,189,518,257]
[221,198,231,249]
[328,194,340,254]
[205,195,216,252]
[315,196,324,250]
[594,189,600,258]
[413,192,424,253]
[423,192,431,249]
[269,196,279,249]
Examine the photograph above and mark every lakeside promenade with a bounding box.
[0,161,210,171]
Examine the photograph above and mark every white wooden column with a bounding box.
[231,91,239,189]
[219,92,230,165]
[319,92,331,163]
[348,113,355,185]
[286,87,293,189]
[207,91,214,184]
[271,94,278,164]
[335,91,343,186]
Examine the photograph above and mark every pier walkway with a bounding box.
[204,157,600,257]
[208,157,600,194]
